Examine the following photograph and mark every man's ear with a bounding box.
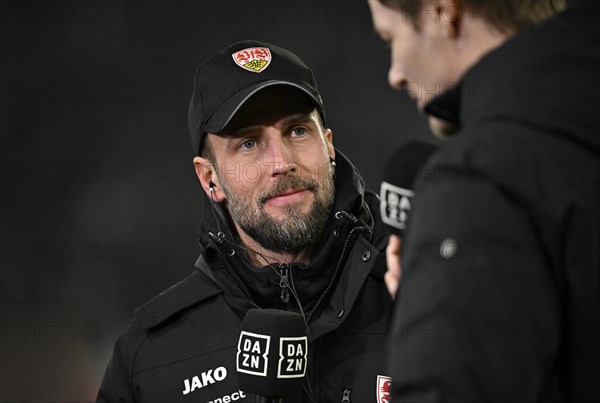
[193,156,225,202]
[436,0,462,38]
[324,128,335,162]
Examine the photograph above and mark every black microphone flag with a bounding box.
[236,309,307,399]
[380,140,438,235]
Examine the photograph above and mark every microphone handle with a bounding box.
[254,396,283,403]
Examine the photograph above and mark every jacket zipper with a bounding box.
[279,265,291,306]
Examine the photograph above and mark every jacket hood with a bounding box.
[425,1,600,154]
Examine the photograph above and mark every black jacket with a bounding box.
[390,3,600,402]
[97,152,393,403]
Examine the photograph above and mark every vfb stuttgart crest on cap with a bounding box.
[377,375,392,403]
[232,47,272,73]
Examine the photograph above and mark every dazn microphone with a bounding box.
[236,309,308,403]
[380,140,438,236]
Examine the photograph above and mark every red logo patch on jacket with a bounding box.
[231,47,271,73]
[377,375,392,403]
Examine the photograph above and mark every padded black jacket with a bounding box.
[389,2,600,402]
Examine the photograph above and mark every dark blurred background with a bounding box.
[1,1,435,401]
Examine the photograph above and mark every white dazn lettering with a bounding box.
[251,340,261,353]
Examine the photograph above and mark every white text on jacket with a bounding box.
[182,366,227,395]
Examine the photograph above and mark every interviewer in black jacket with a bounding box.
[369,0,599,401]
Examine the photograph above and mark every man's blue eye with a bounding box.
[292,127,306,136]
[241,140,256,150]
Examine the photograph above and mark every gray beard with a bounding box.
[220,168,335,254]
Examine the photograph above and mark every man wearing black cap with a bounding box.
[97,40,393,403]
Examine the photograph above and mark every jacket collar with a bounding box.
[424,84,461,128]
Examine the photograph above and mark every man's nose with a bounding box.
[388,62,407,91]
[265,134,297,177]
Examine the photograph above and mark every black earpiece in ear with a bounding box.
[209,180,216,192]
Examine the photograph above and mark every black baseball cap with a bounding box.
[188,40,326,155]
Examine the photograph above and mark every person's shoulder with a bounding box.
[429,126,538,173]
[133,267,223,331]
[411,132,535,205]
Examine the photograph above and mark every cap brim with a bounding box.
[203,80,323,134]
